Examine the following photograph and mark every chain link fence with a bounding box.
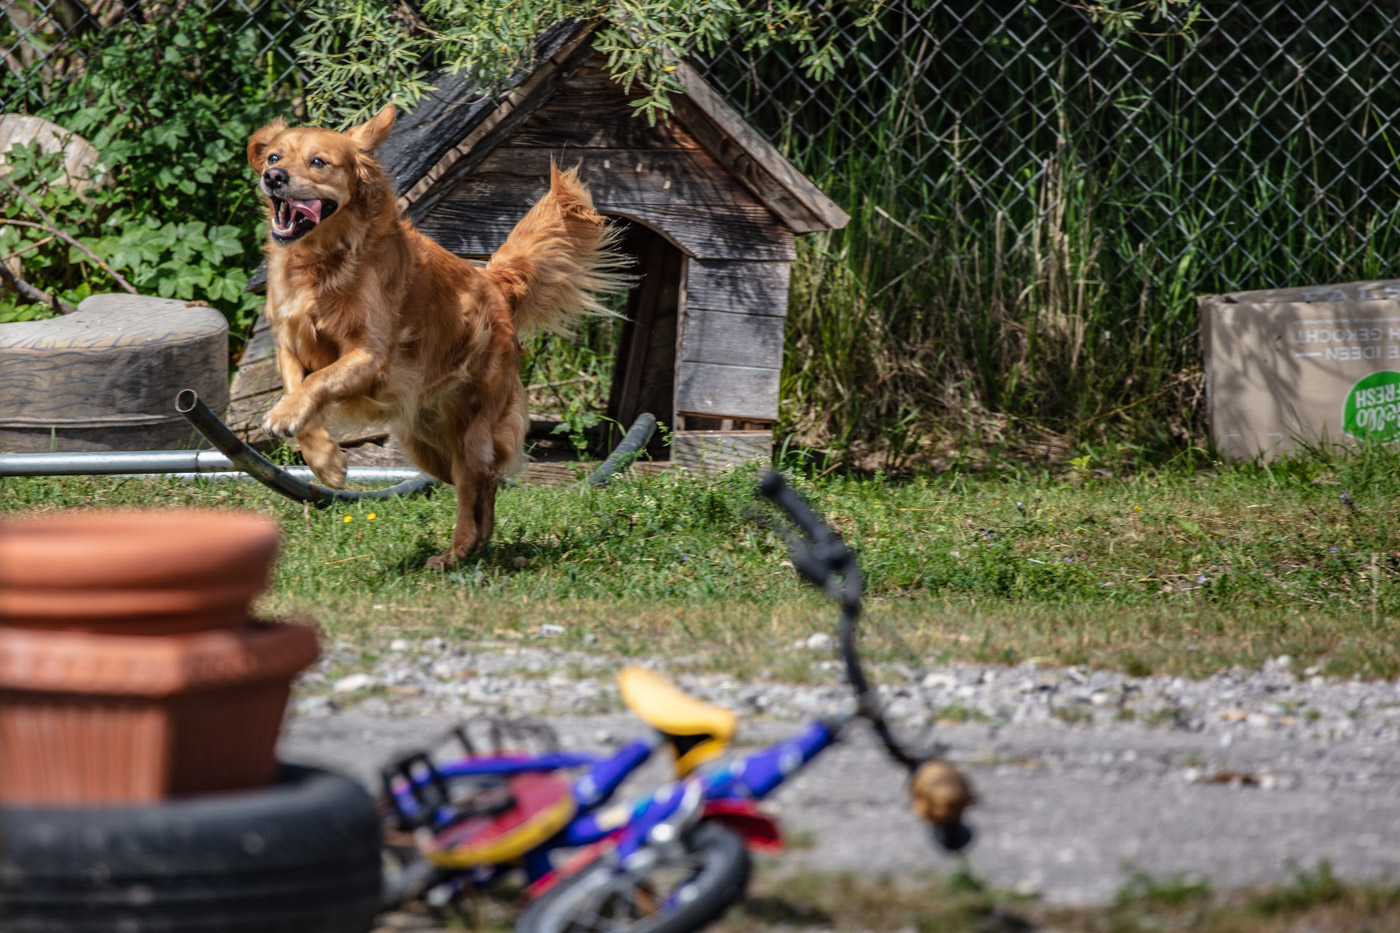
[2,0,306,113]
[7,1,1400,300]
[697,1,1400,301]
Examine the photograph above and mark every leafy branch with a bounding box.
[295,0,895,126]
[2,171,138,294]
[1059,0,1203,39]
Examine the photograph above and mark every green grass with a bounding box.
[381,862,1400,933]
[711,862,1400,933]
[4,447,1396,680]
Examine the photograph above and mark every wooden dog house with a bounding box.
[230,24,848,470]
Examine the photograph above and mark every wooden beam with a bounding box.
[675,361,780,422]
[402,28,599,219]
[679,307,784,370]
[417,148,796,261]
[685,259,791,317]
[671,62,850,234]
[509,57,701,151]
[672,431,772,471]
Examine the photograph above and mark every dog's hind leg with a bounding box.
[425,421,497,570]
[474,477,499,546]
[425,468,485,571]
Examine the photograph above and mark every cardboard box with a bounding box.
[1199,280,1400,460]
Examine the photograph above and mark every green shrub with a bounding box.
[0,5,295,343]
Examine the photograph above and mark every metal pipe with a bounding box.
[3,393,658,500]
[174,389,438,507]
[0,448,236,476]
[158,467,431,484]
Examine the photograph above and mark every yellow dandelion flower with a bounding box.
[367,513,377,521]
[343,514,353,523]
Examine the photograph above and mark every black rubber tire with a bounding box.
[0,293,229,454]
[0,763,382,933]
[515,822,751,933]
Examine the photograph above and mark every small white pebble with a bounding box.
[332,673,372,694]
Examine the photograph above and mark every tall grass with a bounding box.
[750,3,1400,468]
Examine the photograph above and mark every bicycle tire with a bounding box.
[516,822,750,933]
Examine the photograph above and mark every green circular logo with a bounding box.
[1343,371,1400,442]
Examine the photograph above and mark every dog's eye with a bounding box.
[267,153,280,164]
[311,157,327,168]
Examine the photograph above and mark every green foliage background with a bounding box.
[0,0,1276,464]
[0,6,291,339]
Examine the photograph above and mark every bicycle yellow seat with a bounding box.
[617,666,737,776]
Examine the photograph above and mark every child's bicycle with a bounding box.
[379,471,977,933]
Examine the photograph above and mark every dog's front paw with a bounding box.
[262,394,314,439]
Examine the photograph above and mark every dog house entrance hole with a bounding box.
[605,218,680,458]
[523,217,679,462]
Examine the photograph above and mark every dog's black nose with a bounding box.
[263,167,288,189]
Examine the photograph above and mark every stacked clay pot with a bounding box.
[0,510,318,804]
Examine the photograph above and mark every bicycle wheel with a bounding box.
[516,822,750,933]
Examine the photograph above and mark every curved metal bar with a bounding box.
[175,391,658,507]
[585,413,657,487]
[174,389,438,508]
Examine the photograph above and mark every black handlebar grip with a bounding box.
[932,821,974,851]
[759,471,831,544]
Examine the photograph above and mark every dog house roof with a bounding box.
[377,23,849,236]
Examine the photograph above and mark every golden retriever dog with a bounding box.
[247,104,628,568]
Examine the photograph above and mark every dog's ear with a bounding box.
[346,104,396,153]
[247,118,288,170]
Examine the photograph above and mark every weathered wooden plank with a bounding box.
[674,361,779,421]
[417,148,795,261]
[223,387,277,442]
[381,22,591,199]
[230,353,280,401]
[679,307,784,370]
[684,259,791,318]
[344,435,412,468]
[228,309,278,443]
[672,431,771,471]
[239,311,275,362]
[672,62,850,234]
[509,58,700,150]
[402,32,600,216]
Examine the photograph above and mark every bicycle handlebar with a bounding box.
[759,473,909,767]
[758,471,976,851]
[757,472,861,609]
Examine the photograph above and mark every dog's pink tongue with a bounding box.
[290,199,323,224]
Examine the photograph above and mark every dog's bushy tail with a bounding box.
[485,164,632,337]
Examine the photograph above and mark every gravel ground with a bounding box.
[279,637,1400,908]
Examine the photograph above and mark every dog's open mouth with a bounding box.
[269,197,338,244]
